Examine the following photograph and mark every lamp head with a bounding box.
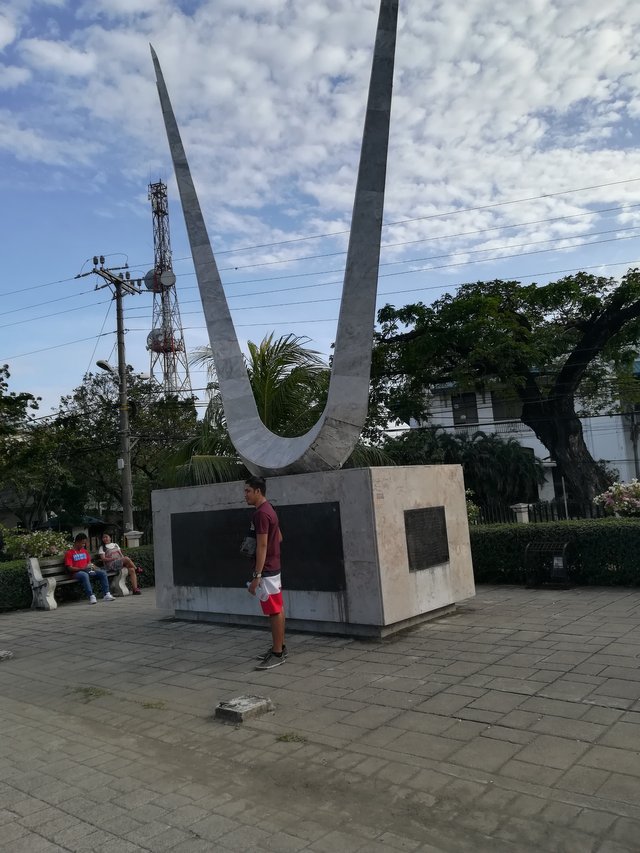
[96,360,117,376]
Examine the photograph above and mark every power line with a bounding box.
[4,176,640,300]
[7,204,640,321]
[5,257,637,362]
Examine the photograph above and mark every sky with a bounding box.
[2,0,640,418]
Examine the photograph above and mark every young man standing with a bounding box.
[244,476,286,670]
[64,533,114,604]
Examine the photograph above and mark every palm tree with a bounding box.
[164,333,391,485]
[383,427,544,505]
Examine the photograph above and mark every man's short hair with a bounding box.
[74,533,87,543]
[245,475,267,495]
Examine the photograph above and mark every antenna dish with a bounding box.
[147,328,184,354]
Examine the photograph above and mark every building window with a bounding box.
[491,390,522,422]
[451,392,478,425]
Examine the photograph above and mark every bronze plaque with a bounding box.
[404,506,449,572]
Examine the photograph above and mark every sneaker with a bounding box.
[255,651,286,670]
[103,592,115,602]
[256,645,287,661]
[88,594,97,605]
[132,589,142,595]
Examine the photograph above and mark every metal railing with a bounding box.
[476,499,606,525]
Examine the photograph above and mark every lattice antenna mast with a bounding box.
[145,181,192,397]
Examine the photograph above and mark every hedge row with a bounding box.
[2,522,638,611]
[469,518,640,585]
[0,545,155,612]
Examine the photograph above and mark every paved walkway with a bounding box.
[0,586,639,852]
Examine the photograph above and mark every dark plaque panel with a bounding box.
[404,506,449,572]
[171,502,345,592]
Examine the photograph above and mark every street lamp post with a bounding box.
[80,256,142,536]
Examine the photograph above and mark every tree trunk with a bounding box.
[521,396,609,504]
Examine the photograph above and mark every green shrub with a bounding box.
[0,560,31,611]
[123,545,155,588]
[0,545,155,612]
[470,518,640,585]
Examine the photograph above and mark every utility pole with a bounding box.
[76,256,142,535]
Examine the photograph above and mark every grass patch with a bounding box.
[71,686,112,703]
[140,700,167,710]
[276,732,307,743]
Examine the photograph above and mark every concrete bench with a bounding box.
[26,556,130,610]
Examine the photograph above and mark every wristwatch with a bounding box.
[252,572,262,579]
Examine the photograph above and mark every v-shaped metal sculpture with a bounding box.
[151,0,398,476]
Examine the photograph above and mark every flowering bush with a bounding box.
[466,489,481,525]
[594,480,640,517]
[0,526,70,559]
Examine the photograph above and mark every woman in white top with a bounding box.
[98,533,142,595]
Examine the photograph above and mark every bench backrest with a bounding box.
[37,560,69,578]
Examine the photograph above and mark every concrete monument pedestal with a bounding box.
[152,465,475,638]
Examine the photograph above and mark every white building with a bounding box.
[423,387,638,502]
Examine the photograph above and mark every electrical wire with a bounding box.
[3,176,640,300]
[3,256,639,362]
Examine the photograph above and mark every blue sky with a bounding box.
[2,0,640,416]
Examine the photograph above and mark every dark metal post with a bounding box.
[115,280,134,533]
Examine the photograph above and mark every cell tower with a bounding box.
[145,181,192,397]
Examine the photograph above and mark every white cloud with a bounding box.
[20,38,97,76]
[0,15,18,50]
[0,63,30,88]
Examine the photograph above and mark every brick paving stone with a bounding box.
[448,736,521,772]
[468,689,526,714]
[390,731,460,761]
[507,793,546,817]
[520,697,588,719]
[610,817,640,848]
[579,745,640,777]
[308,829,369,852]
[375,761,420,785]
[500,759,565,787]
[581,706,624,726]
[571,808,617,838]
[598,721,640,751]
[596,773,640,804]
[530,716,606,742]
[515,734,590,770]
[540,801,583,827]
[389,710,455,735]
[595,841,638,853]
[441,777,488,803]
[156,841,213,853]
[490,816,559,850]
[538,680,601,701]
[481,724,536,745]
[189,813,239,841]
[413,692,472,716]
[375,830,421,850]
[443,719,487,741]
[406,768,456,795]
[262,831,310,852]
[555,765,612,796]
[591,680,640,701]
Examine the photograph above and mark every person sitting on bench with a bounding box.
[64,533,114,605]
[98,533,142,595]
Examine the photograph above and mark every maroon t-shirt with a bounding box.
[253,500,281,576]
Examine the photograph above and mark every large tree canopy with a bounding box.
[0,364,39,437]
[0,370,197,530]
[373,270,640,503]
